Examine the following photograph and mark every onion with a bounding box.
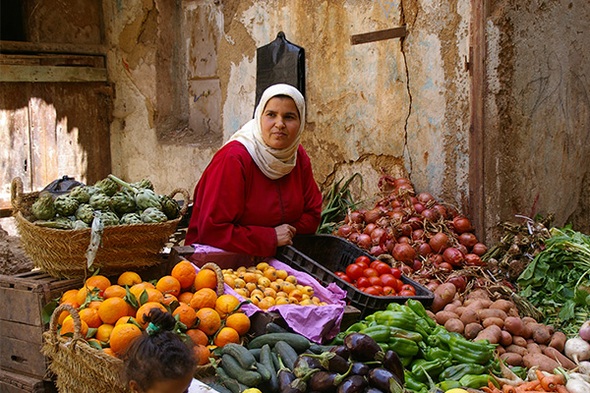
[392,243,416,264]
[579,321,590,341]
[391,199,402,209]
[412,259,423,271]
[364,208,382,224]
[413,203,425,214]
[349,232,360,243]
[456,244,468,256]
[452,216,472,234]
[370,245,386,256]
[425,280,440,292]
[384,238,395,253]
[349,211,364,224]
[411,229,425,241]
[438,262,453,272]
[429,232,449,253]
[458,232,478,249]
[442,247,464,267]
[416,242,432,256]
[399,223,413,237]
[471,242,488,256]
[336,225,352,238]
[464,253,485,266]
[433,204,448,219]
[363,223,377,235]
[394,178,412,188]
[397,236,411,244]
[407,216,423,230]
[447,275,467,292]
[417,192,435,204]
[388,210,405,222]
[370,227,387,245]
[395,183,414,194]
[421,208,440,222]
[428,254,443,267]
[357,233,371,249]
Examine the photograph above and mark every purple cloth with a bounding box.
[189,244,347,343]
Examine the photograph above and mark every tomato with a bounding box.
[393,278,404,292]
[399,289,416,297]
[390,267,403,279]
[335,272,351,283]
[363,286,381,296]
[401,284,416,294]
[375,262,392,276]
[345,264,364,281]
[369,260,381,269]
[356,276,370,288]
[368,276,383,287]
[380,273,397,288]
[354,256,371,268]
[363,268,378,278]
[382,286,395,296]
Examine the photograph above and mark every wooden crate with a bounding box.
[0,271,83,378]
[0,366,58,393]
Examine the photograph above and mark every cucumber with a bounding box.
[266,321,288,333]
[216,366,248,393]
[309,343,336,354]
[221,342,257,370]
[221,354,262,387]
[249,347,262,361]
[256,361,272,381]
[248,332,311,353]
[273,340,298,372]
[260,344,279,393]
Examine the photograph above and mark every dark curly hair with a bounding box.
[122,307,196,391]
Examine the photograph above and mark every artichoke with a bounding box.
[68,185,91,203]
[110,191,136,216]
[141,207,168,223]
[131,178,154,190]
[120,212,143,225]
[94,177,119,196]
[136,188,162,211]
[100,211,120,226]
[160,194,180,219]
[33,217,73,229]
[75,204,95,225]
[54,195,80,217]
[31,192,56,220]
[89,192,111,211]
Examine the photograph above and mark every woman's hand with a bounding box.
[275,224,296,247]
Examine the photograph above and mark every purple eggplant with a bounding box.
[304,352,350,374]
[350,362,371,376]
[330,345,351,360]
[368,368,403,393]
[337,375,368,393]
[381,350,404,385]
[344,333,383,362]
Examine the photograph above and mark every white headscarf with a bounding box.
[227,84,306,180]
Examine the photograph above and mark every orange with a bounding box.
[178,291,194,304]
[135,302,167,328]
[117,271,142,287]
[194,268,217,291]
[193,344,211,366]
[102,347,117,357]
[95,323,115,342]
[60,289,79,304]
[189,288,218,310]
[224,312,251,336]
[115,316,134,326]
[98,297,131,325]
[109,323,142,355]
[143,288,165,304]
[186,328,209,346]
[263,267,278,281]
[172,303,198,328]
[171,261,197,290]
[162,294,178,306]
[88,300,103,310]
[215,294,241,318]
[276,269,289,280]
[75,287,89,306]
[258,297,276,310]
[85,275,111,293]
[103,284,127,299]
[61,316,88,337]
[129,282,156,304]
[57,300,79,325]
[156,275,181,297]
[195,308,221,336]
[214,326,240,347]
[78,307,102,329]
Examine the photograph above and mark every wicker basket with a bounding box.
[42,303,128,393]
[11,177,189,279]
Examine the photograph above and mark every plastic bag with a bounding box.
[256,31,305,109]
[42,175,84,196]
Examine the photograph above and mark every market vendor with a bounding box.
[184,83,322,257]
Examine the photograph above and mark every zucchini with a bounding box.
[273,340,298,372]
[221,354,262,387]
[256,361,272,381]
[221,342,257,370]
[248,332,311,353]
[216,366,248,393]
[249,347,262,361]
[260,344,279,393]
[309,343,336,354]
[266,321,288,333]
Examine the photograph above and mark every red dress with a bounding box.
[185,141,322,256]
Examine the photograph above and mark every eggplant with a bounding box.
[279,369,298,393]
[344,333,383,362]
[304,352,351,374]
[364,388,385,393]
[350,362,370,376]
[368,368,403,393]
[309,371,338,393]
[381,350,404,385]
[298,354,322,370]
[330,345,351,360]
[337,375,368,393]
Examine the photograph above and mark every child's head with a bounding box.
[122,307,197,393]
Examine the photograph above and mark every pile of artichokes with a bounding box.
[29,175,181,230]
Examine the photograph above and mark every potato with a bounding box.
[523,353,560,373]
[478,308,508,320]
[505,344,528,357]
[465,288,490,301]
[499,330,513,347]
[426,310,436,321]
[548,331,567,352]
[542,346,577,370]
[526,342,542,354]
[464,322,484,340]
[435,310,460,325]
[475,325,502,344]
[432,283,457,312]
[444,318,465,334]
[531,324,552,345]
[489,299,514,313]
[500,352,523,366]
[482,317,504,329]
[453,306,466,317]
[503,316,526,337]
[512,336,527,347]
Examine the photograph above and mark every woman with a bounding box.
[184,83,322,257]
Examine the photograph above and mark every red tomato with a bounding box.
[354,256,371,267]
[363,268,378,278]
[393,278,404,292]
[345,264,364,281]
[356,276,370,288]
[368,276,383,287]
[380,273,397,288]
[399,289,416,297]
[382,286,395,296]
[363,286,381,296]
[369,260,381,269]
[375,262,392,276]
[401,284,416,294]
[335,272,351,283]
[390,267,403,279]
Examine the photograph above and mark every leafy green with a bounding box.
[517,225,590,336]
[317,173,363,234]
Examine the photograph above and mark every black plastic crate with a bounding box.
[276,234,434,319]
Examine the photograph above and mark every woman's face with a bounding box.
[260,96,301,149]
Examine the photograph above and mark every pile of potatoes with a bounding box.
[426,284,575,372]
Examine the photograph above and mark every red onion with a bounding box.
[357,233,371,249]
[417,192,435,204]
[392,243,416,264]
[429,232,449,253]
[397,236,411,244]
[464,253,485,266]
[363,223,377,235]
[400,223,413,237]
[384,238,395,253]
[447,276,467,292]
[452,216,472,234]
[370,245,386,256]
[458,232,478,249]
[394,178,412,188]
[433,204,448,219]
[443,247,464,267]
[395,183,414,194]
[456,244,469,256]
[370,227,387,245]
[416,242,432,257]
[364,208,382,224]
[412,229,425,241]
[428,254,443,267]
[349,232,360,243]
[425,280,440,292]
[349,211,364,224]
[389,210,405,222]
[438,262,453,272]
[421,208,441,222]
[413,203,425,214]
[391,199,402,209]
[337,224,353,238]
[412,259,423,271]
[407,216,423,230]
[471,243,488,256]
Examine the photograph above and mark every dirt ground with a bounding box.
[0,217,34,275]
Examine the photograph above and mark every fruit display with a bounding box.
[28,174,181,229]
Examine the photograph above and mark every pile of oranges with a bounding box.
[56,260,250,365]
[222,261,328,309]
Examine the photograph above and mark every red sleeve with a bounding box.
[291,146,322,235]
[185,145,277,256]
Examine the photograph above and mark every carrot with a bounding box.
[503,384,517,393]
[515,380,540,391]
[555,384,570,393]
[540,374,565,391]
